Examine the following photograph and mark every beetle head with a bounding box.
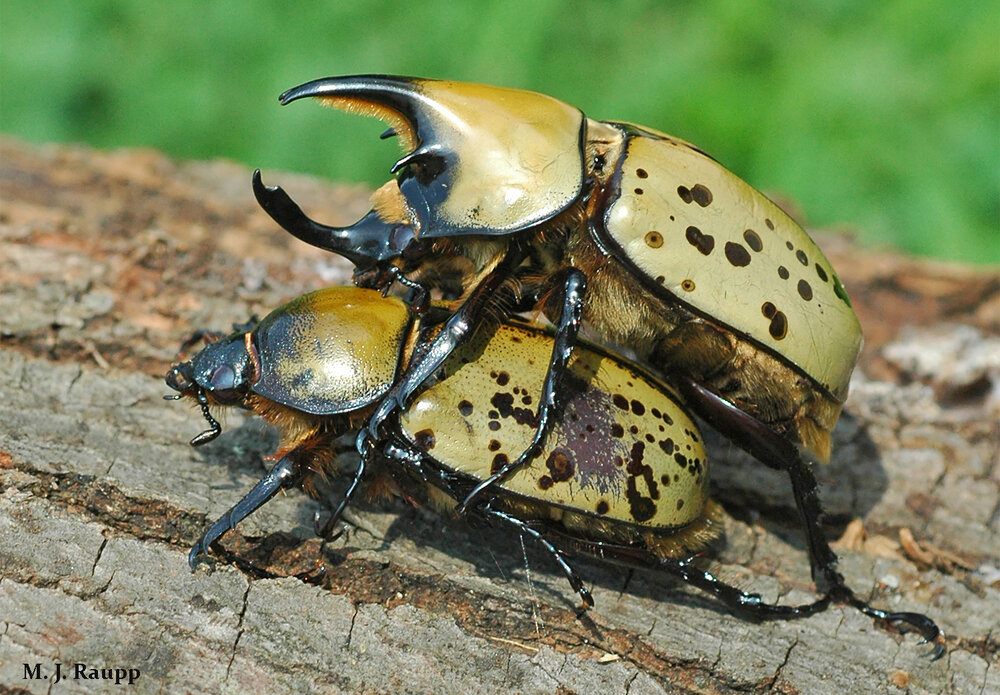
[254,75,587,268]
[166,335,257,446]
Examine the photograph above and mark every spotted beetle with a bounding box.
[167,286,941,652]
[249,75,894,634]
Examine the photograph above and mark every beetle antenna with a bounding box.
[190,390,222,446]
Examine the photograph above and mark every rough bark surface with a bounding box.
[1,137,997,694]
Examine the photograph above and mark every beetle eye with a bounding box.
[396,152,446,186]
[209,365,242,403]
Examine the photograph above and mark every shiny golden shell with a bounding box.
[319,77,586,234]
[398,323,709,530]
[253,287,411,414]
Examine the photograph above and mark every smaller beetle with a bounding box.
[167,286,942,652]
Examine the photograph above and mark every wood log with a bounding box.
[1,137,997,694]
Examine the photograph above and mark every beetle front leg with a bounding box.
[189,453,304,569]
[357,248,529,453]
[457,267,588,514]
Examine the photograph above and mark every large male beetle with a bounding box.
[167,286,941,651]
[250,76,881,624]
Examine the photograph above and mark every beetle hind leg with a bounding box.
[477,502,594,610]
[675,376,943,655]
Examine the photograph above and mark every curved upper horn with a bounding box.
[279,75,587,237]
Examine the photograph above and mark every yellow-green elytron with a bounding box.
[604,128,861,401]
[400,321,709,532]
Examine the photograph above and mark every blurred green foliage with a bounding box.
[2,1,997,263]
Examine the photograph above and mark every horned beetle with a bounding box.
[167,286,942,654]
[246,75,924,638]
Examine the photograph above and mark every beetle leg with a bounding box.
[314,429,374,539]
[456,268,588,514]
[476,502,595,610]
[674,376,943,654]
[358,248,529,452]
[188,454,303,569]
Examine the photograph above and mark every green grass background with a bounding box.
[2,1,997,263]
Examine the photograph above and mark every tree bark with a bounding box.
[1,137,997,694]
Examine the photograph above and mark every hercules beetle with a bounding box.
[167,286,941,648]
[249,76,939,647]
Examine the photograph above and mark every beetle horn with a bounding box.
[279,75,429,155]
[276,75,587,238]
[252,169,413,268]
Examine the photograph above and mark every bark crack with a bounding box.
[226,580,251,681]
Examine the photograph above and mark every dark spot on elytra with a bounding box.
[458,400,474,416]
[488,421,500,431]
[629,425,639,434]
[725,241,751,267]
[414,429,436,450]
[681,279,695,292]
[762,301,777,319]
[636,168,648,178]
[778,266,789,280]
[765,218,775,230]
[674,453,688,468]
[546,450,575,483]
[521,395,532,405]
[596,500,610,515]
[661,411,673,425]
[786,241,794,250]
[490,392,537,427]
[687,184,713,206]
[797,279,813,301]
[611,423,625,438]
[612,394,629,410]
[488,439,501,451]
[815,263,829,282]
[656,275,666,284]
[661,474,671,486]
[538,475,553,490]
[634,188,644,195]
[743,229,763,252]
[630,399,645,415]
[491,453,509,475]
[796,249,808,266]
[676,499,685,510]
[659,437,675,455]
[645,433,655,443]
[685,226,714,255]
[769,310,788,340]
[677,186,692,204]
[644,231,663,248]
[495,371,510,386]
[627,479,657,522]
[626,441,645,475]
